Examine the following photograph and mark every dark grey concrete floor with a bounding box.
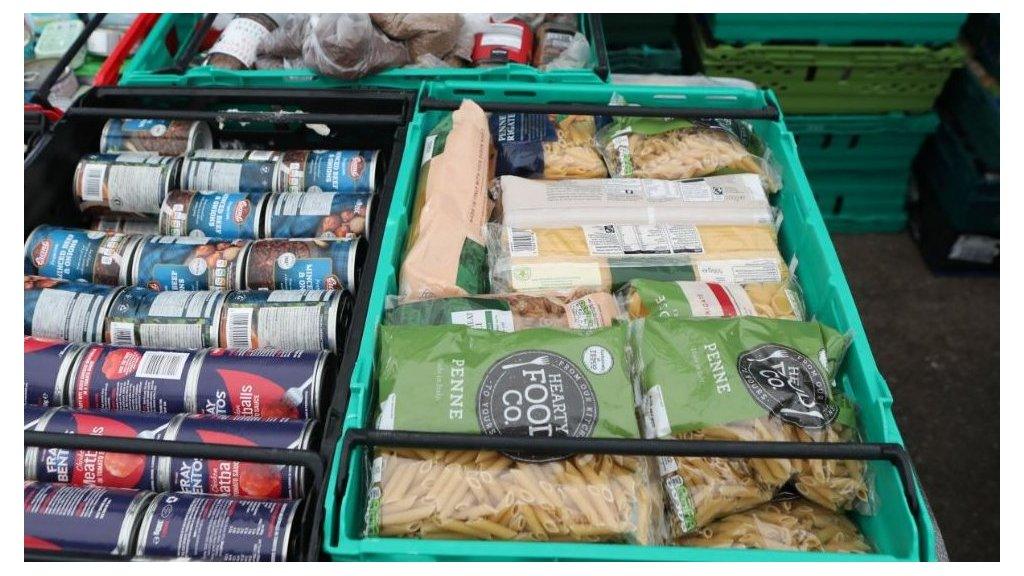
[831,232,999,561]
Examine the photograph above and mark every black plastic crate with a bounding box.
[909,173,998,274]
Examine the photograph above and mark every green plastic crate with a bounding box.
[601,13,679,46]
[607,43,682,75]
[707,13,966,46]
[938,66,999,171]
[119,14,608,89]
[809,171,910,233]
[320,80,936,561]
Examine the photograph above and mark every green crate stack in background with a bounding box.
[602,13,684,75]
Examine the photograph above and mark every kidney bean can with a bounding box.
[219,289,344,352]
[68,343,199,414]
[131,236,250,291]
[24,336,85,406]
[159,190,268,240]
[25,481,154,556]
[181,149,281,193]
[92,215,160,235]
[25,225,141,285]
[274,149,379,193]
[135,492,299,561]
[263,191,371,239]
[24,276,120,343]
[104,286,225,349]
[74,153,181,215]
[243,238,362,293]
[100,119,213,156]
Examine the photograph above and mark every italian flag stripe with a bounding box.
[707,283,737,317]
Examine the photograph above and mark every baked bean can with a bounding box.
[131,236,250,291]
[100,119,213,156]
[219,289,345,352]
[69,343,199,414]
[275,149,380,193]
[24,225,140,285]
[74,153,181,215]
[263,191,372,239]
[24,481,154,556]
[244,238,362,293]
[159,190,268,239]
[25,407,171,490]
[24,336,85,406]
[104,286,225,349]
[92,215,160,235]
[24,275,120,343]
[181,149,281,193]
[159,414,314,499]
[135,492,299,561]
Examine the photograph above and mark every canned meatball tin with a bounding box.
[159,190,268,239]
[91,215,160,235]
[181,149,282,193]
[159,414,315,499]
[24,481,155,557]
[24,276,121,343]
[24,225,141,285]
[263,191,372,239]
[74,153,181,215]
[25,407,171,490]
[24,336,85,406]
[135,492,300,561]
[130,236,251,291]
[219,289,348,352]
[243,238,363,293]
[69,344,200,414]
[274,149,380,193]
[100,119,213,156]
[104,286,225,349]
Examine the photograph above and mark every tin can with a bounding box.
[472,19,534,65]
[24,58,78,108]
[263,191,372,239]
[219,289,347,352]
[159,190,268,240]
[274,149,380,193]
[159,414,315,499]
[24,225,141,285]
[130,236,251,291]
[24,276,120,343]
[25,404,48,428]
[91,215,160,235]
[104,286,225,349]
[69,343,198,413]
[243,238,363,293]
[74,153,181,215]
[135,492,299,561]
[100,119,213,156]
[25,407,171,490]
[181,149,282,193]
[25,336,85,406]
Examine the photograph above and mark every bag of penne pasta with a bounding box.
[490,113,609,180]
[617,278,806,321]
[384,291,623,331]
[631,315,870,539]
[485,223,789,296]
[366,322,665,544]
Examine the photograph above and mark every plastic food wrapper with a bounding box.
[494,174,773,228]
[632,315,869,538]
[490,114,608,180]
[258,13,309,60]
[384,291,623,331]
[486,223,789,295]
[538,31,591,70]
[618,278,805,321]
[399,101,494,299]
[596,116,782,193]
[302,13,410,79]
[371,14,462,61]
[366,323,664,544]
[680,496,872,553]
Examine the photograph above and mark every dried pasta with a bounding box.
[491,113,608,180]
[619,278,805,321]
[384,291,623,331]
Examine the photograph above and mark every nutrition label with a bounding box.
[695,258,783,284]
[31,288,107,342]
[273,192,334,216]
[583,224,704,255]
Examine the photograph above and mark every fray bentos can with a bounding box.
[131,236,250,291]
[274,149,380,193]
[104,286,225,349]
[74,153,181,215]
[263,191,372,239]
[92,215,160,235]
[24,336,85,406]
[69,344,199,414]
[25,407,171,490]
[24,225,140,285]
[24,481,154,557]
[159,414,315,499]
[159,190,269,240]
[219,289,346,352]
[24,276,120,343]
[243,238,362,293]
[135,492,300,561]
[181,149,282,193]
[100,119,213,156]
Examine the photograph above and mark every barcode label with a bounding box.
[81,163,107,202]
[508,228,538,257]
[225,307,254,349]
[135,351,189,380]
[108,321,137,346]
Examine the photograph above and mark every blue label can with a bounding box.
[24,404,48,428]
[243,238,361,293]
[91,215,160,235]
[181,150,281,193]
[131,236,251,291]
[263,191,371,239]
[25,225,141,285]
[275,149,380,193]
[159,190,268,240]
[218,289,345,352]
[68,343,199,414]
[100,118,213,156]
[24,336,85,406]
[104,286,225,349]
[24,276,121,343]
[25,481,155,556]
[159,414,314,499]
[135,492,300,561]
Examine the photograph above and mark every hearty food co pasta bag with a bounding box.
[490,113,608,180]
[384,292,623,331]
[632,316,868,538]
[367,323,663,543]
[618,278,805,321]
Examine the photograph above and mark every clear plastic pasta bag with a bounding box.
[365,323,666,544]
[485,223,789,295]
[302,13,410,79]
[489,113,609,180]
[617,277,806,321]
[595,116,782,193]
[384,291,623,331]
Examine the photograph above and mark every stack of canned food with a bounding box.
[22,116,377,561]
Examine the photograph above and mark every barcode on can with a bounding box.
[108,321,137,346]
[81,163,107,202]
[135,351,190,380]
[508,228,538,257]
[226,307,254,349]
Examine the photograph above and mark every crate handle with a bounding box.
[64,106,405,127]
[418,97,780,120]
[154,13,217,75]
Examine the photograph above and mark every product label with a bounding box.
[71,344,197,414]
[583,224,704,256]
[267,192,369,239]
[564,294,606,329]
[509,261,604,292]
[106,287,223,349]
[695,258,782,284]
[24,482,147,556]
[450,308,516,332]
[192,348,324,420]
[24,337,81,406]
[208,17,270,68]
[665,474,697,533]
[162,191,261,240]
[134,238,247,291]
[302,150,375,193]
[737,344,837,429]
[25,278,116,343]
[26,227,132,285]
[182,151,278,193]
[220,289,337,351]
[507,227,539,257]
[678,281,757,318]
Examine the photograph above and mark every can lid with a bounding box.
[91,287,123,343]
[365,194,375,238]
[209,291,227,348]
[55,342,88,404]
[188,121,214,154]
[98,118,116,155]
[346,239,361,295]
[234,241,253,290]
[278,498,302,562]
[326,290,342,355]
[130,491,162,558]
[251,192,272,239]
[367,149,382,195]
[119,236,145,286]
[184,348,211,413]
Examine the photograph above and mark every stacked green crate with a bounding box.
[602,13,683,75]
